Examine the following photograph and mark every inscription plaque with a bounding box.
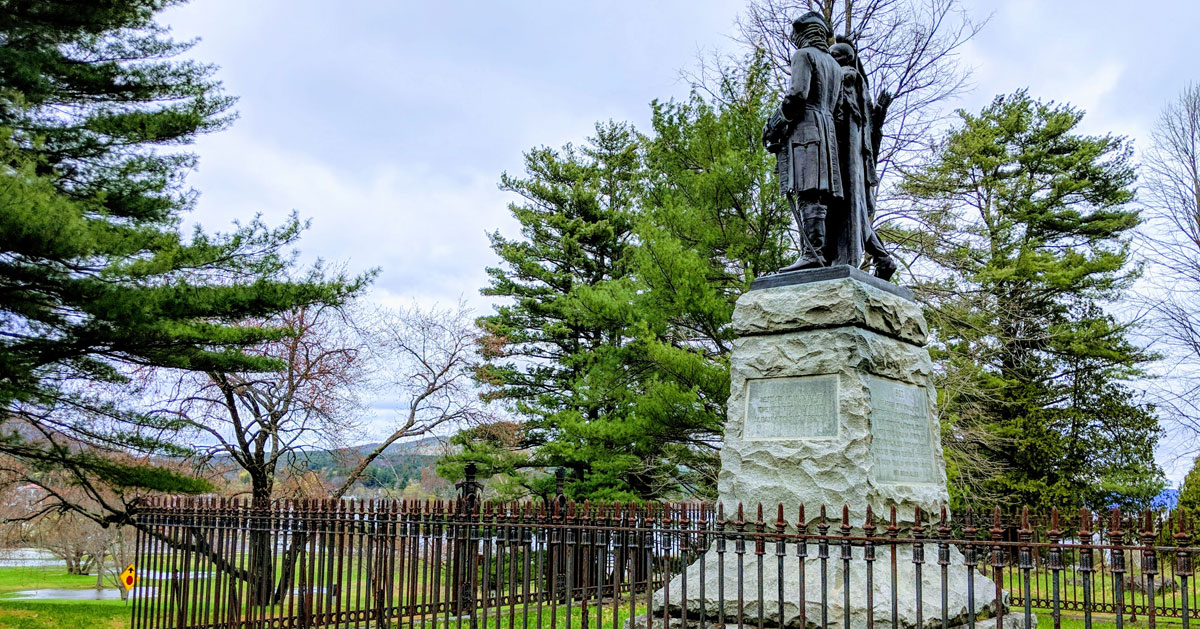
[868,375,938,484]
[743,375,838,440]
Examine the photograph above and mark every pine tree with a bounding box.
[597,58,793,498]
[0,0,365,511]
[471,121,642,499]
[901,91,1162,511]
[1179,456,1200,512]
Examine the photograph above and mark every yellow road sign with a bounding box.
[119,564,137,591]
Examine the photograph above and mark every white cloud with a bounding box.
[184,131,517,311]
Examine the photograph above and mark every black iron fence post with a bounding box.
[817,505,829,629]
[887,506,898,629]
[1141,510,1160,628]
[964,509,979,629]
[913,507,926,629]
[864,505,876,629]
[774,504,787,629]
[554,469,568,599]
[1176,511,1193,629]
[1047,508,1064,629]
[990,508,1004,629]
[1079,509,1096,627]
[1110,510,1128,628]
[938,507,951,629]
[1018,507,1034,629]
[840,505,852,629]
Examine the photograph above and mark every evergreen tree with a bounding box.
[0,0,364,513]
[471,122,642,500]
[901,91,1162,512]
[1179,456,1200,512]
[592,58,792,498]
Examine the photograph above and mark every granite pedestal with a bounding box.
[640,266,1029,628]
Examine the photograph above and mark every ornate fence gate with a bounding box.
[131,495,1200,629]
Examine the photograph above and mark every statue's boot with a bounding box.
[864,229,897,281]
[779,203,827,272]
[873,254,898,280]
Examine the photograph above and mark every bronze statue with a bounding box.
[763,13,898,280]
[830,39,897,280]
[763,11,844,272]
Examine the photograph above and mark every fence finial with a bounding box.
[1175,509,1192,543]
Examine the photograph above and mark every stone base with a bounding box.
[643,547,1028,629]
[625,612,1033,629]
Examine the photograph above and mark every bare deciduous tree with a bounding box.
[100,525,137,600]
[158,303,367,502]
[1142,83,1200,442]
[144,300,486,605]
[165,301,486,501]
[29,509,107,575]
[339,301,488,498]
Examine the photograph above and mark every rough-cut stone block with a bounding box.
[627,607,1033,629]
[732,277,928,345]
[638,547,1037,629]
[718,324,947,528]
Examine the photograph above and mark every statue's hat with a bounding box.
[792,11,831,35]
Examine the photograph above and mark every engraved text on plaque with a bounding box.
[868,375,938,484]
[743,375,838,440]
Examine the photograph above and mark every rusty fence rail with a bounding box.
[131,497,1200,629]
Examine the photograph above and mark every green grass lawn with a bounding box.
[0,564,103,595]
[0,599,128,629]
[0,562,1192,629]
[0,565,131,628]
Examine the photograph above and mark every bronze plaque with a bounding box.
[743,375,838,440]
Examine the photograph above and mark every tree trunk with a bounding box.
[247,479,277,607]
[95,552,104,590]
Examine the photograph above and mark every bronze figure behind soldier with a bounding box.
[830,39,897,280]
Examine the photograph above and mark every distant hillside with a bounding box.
[207,436,450,493]
[334,436,447,458]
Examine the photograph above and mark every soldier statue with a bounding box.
[763,11,844,272]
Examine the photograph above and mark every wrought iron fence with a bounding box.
[130,495,1200,629]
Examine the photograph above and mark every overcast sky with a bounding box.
[161,1,1200,480]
